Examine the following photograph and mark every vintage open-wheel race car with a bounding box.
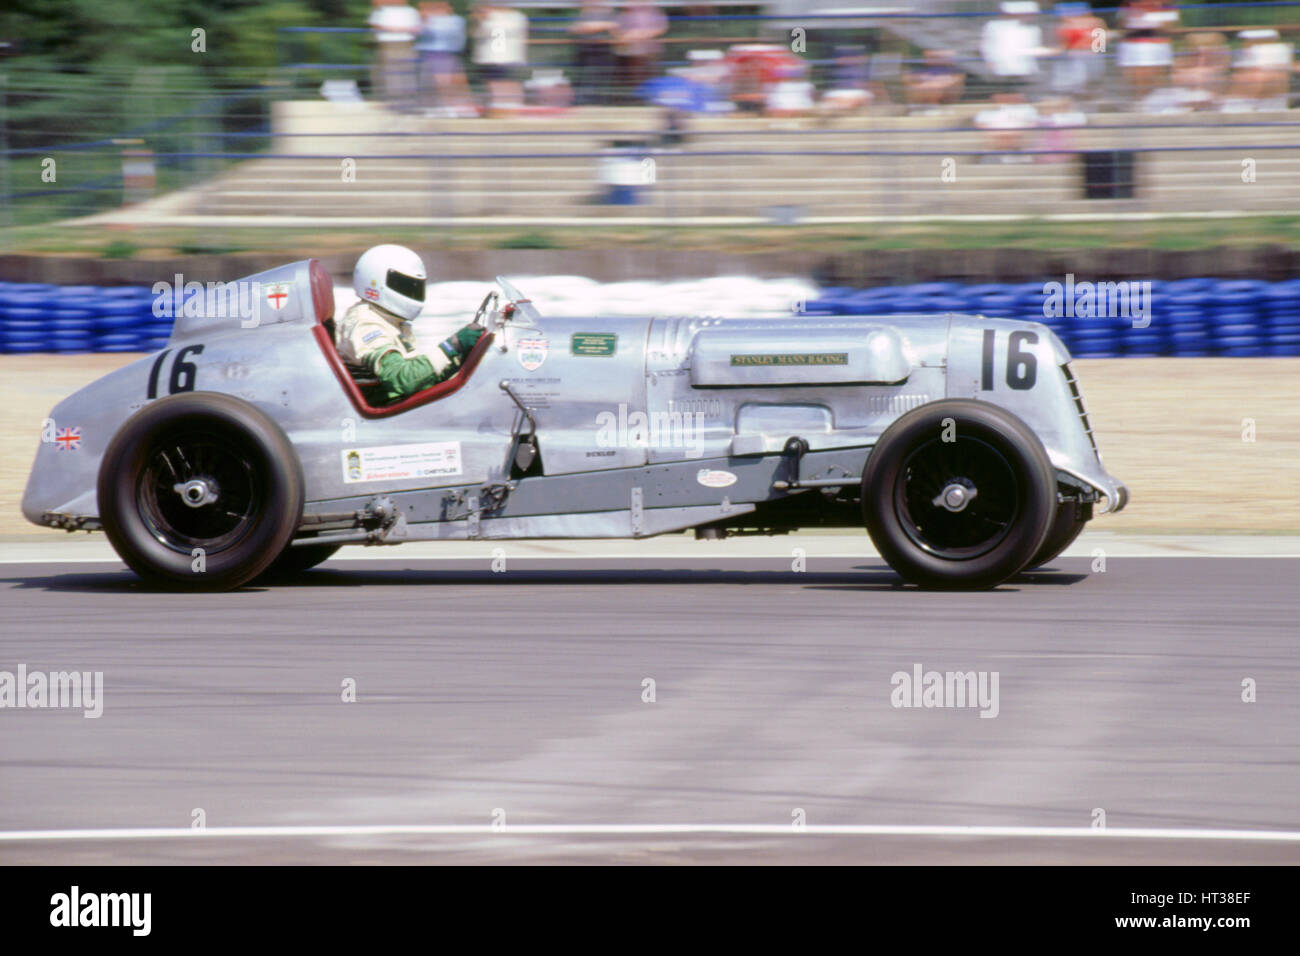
[23,260,1127,590]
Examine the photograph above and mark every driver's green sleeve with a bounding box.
[371,324,484,402]
[374,350,451,403]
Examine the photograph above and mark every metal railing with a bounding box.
[6,109,1300,225]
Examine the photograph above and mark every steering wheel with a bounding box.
[471,289,499,329]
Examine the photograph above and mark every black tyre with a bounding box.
[861,400,1055,589]
[1025,501,1089,570]
[97,392,304,591]
[256,543,342,580]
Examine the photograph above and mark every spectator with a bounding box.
[1118,0,1178,106]
[980,1,1046,97]
[765,56,815,117]
[1036,96,1087,161]
[1049,2,1107,100]
[680,49,733,112]
[1170,31,1230,111]
[726,44,795,113]
[614,2,669,105]
[471,2,529,115]
[416,2,468,113]
[524,69,575,110]
[570,1,618,106]
[1225,29,1295,112]
[974,91,1039,162]
[903,48,965,114]
[818,46,876,116]
[369,0,422,106]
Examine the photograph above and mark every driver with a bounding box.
[336,244,485,403]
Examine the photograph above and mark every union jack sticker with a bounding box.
[54,427,81,451]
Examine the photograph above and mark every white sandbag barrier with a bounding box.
[334,275,821,343]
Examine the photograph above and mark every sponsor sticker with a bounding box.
[341,441,462,483]
[696,468,737,488]
[571,332,618,357]
[729,353,848,367]
[517,336,549,371]
[265,282,290,311]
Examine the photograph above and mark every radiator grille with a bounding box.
[1060,364,1098,458]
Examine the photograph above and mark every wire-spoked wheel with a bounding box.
[137,430,261,555]
[98,393,304,591]
[862,400,1055,589]
[896,434,1021,560]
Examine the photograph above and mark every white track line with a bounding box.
[0,824,1298,843]
[3,553,1300,566]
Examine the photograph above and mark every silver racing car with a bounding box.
[23,260,1128,590]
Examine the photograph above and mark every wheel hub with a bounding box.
[933,481,978,513]
[173,477,219,509]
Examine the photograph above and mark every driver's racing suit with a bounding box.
[336,300,484,404]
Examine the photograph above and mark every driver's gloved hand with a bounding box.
[456,326,485,351]
[438,325,484,362]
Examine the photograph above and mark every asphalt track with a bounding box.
[0,546,1297,864]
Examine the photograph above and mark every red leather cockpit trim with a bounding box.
[312,323,495,419]
[308,258,335,321]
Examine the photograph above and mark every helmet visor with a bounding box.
[386,269,426,302]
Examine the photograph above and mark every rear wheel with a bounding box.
[97,392,304,591]
[861,400,1055,589]
[257,543,342,580]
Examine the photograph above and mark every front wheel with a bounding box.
[861,400,1056,589]
[97,392,304,591]
[1025,500,1090,570]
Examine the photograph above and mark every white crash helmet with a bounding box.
[353,244,427,321]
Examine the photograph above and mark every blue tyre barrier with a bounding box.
[973,292,1018,317]
[4,279,1300,356]
[95,333,144,348]
[806,278,1300,357]
[94,315,145,332]
[883,295,928,314]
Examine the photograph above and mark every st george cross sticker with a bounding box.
[265,283,290,311]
